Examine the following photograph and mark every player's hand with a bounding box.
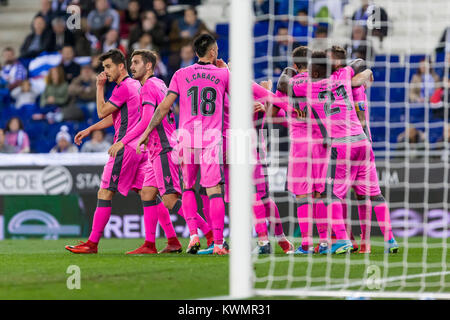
[108,141,124,158]
[136,136,149,154]
[96,72,107,87]
[259,80,273,91]
[294,108,306,119]
[215,59,228,69]
[254,101,265,113]
[74,128,91,146]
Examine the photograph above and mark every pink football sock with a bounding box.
[357,199,372,244]
[142,200,159,242]
[209,194,225,245]
[264,197,284,237]
[297,199,313,246]
[373,197,394,241]
[88,199,112,243]
[330,201,349,240]
[313,200,329,242]
[200,194,212,229]
[171,199,211,236]
[156,200,176,239]
[341,201,355,241]
[182,190,198,236]
[253,198,269,241]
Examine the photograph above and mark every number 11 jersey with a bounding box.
[292,66,364,139]
[168,62,230,149]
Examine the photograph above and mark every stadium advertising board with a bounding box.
[0,160,448,238]
[1,195,88,239]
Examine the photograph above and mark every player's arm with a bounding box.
[136,92,178,153]
[351,69,373,87]
[74,115,113,146]
[108,103,154,157]
[96,72,119,119]
[349,58,366,75]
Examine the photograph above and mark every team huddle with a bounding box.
[65,33,399,256]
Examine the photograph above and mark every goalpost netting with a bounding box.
[229,0,450,299]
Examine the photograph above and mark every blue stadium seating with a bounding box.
[215,23,229,37]
[389,67,406,82]
[254,40,269,57]
[389,87,406,102]
[253,21,269,37]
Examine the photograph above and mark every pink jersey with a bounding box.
[286,71,323,142]
[169,62,230,148]
[107,76,142,144]
[141,75,176,159]
[292,66,364,139]
[352,85,371,141]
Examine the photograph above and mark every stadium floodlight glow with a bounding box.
[229,0,254,299]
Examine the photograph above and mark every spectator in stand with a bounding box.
[50,0,70,18]
[273,26,297,75]
[111,0,130,11]
[131,33,159,52]
[309,25,329,51]
[36,0,57,27]
[87,0,120,39]
[1,47,27,91]
[71,0,96,18]
[52,17,76,51]
[96,29,127,56]
[408,57,440,103]
[73,18,98,57]
[50,125,79,153]
[0,128,14,153]
[153,51,169,84]
[60,46,81,83]
[128,10,166,54]
[345,24,374,61]
[152,0,175,35]
[430,59,450,119]
[352,0,389,43]
[179,43,195,69]
[119,0,141,39]
[293,9,314,45]
[11,80,39,110]
[81,129,111,152]
[169,43,195,76]
[396,125,426,160]
[68,64,97,115]
[20,15,55,59]
[169,6,211,54]
[40,66,69,110]
[4,117,30,153]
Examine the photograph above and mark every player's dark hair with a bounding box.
[193,33,216,58]
[99,49,127,69]
[131,49,157,70]
[292,46,311,70]
[310,50,328,80]
[327,45,347,63]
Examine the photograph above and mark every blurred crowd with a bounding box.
[0,0,449,156]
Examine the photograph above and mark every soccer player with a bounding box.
[107,49,213,254]
[250,81,294,254]
[327,46,399,254]
[137,34,229,255]
[275,46,332,254]
[65,49,146,254]
[291,50,375,254]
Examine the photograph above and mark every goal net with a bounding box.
[228,0,450,299]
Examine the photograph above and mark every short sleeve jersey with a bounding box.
[107,76,142,144]
[141,75,176,159]
[168,62,230,148]
[292,66,364,139]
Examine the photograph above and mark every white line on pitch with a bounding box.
[309,270,450,291]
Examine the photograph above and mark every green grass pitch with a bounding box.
[0,237,449,299]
